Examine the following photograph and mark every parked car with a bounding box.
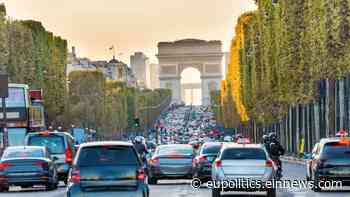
[67,141,149,197]
[193,142,222,182]
[306,137,350,191]
[0,146,58,191]
[25,130,76,184]
[148,144,195,184]
[211,143,277,197]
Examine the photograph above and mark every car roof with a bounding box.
[27,131,74,138]
[222,143,263,149]
[79,141,133,148]
[5,146,45,150]
[319,137,344,145]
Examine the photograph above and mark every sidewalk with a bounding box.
[281,155,307,165]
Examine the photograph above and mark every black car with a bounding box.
[193,142,222,181]
[67,141,149,197]
[25,131,76,184]
[306,137,350,191]
[148,144,195,184]
[0,146,58,192]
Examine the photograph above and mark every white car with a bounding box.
[211,144,277,197]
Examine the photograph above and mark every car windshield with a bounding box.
[28,135,65,154]
[77,146,138,166]
[322,142,350,158]
[221,148,266,160]
[157,145,193,155]
[201,144,221,155]
[2,148,44,159]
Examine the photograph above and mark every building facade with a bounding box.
[130,52,149,88]
[149,63,160,89]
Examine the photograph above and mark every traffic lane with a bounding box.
[150,180,269,197]
[279,162,350,197]
[0,184,66,197]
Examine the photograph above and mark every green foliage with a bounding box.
[68,71,171,136]
[217,0,350,125]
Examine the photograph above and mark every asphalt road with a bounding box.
[0,162,349,197]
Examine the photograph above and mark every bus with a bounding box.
[0,84,46,151]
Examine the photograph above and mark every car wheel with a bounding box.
[148,177,157,185]
[312,173,322,192]
[0,187,9,192]
[267,188,276,197]
[212,188,220,197]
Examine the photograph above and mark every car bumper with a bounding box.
[0,172,52,187]
[57,163,70,179]
[67,184,148,197]
[149,166,194,179]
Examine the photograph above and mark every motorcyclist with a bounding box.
[134,136,148,161]
[268,132,285,179]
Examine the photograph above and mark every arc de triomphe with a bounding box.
[157,39,223,105]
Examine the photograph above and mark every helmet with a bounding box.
[269,132,277,142]
[134,136,144,144]
[262,135,269,143]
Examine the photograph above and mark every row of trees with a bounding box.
[68,71,171,137]
[0,4,171,136]
[0,4,67,122]
[216,0,350,127]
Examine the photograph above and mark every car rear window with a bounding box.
[157,145,194,155]
[201,144,221,155]
[77,146,139,166]
[322,142,350,158]
[2,148,44,159]
[28,135,65,154]
[221,148,266,160]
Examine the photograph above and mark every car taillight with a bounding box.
[266,159,274,168]
[215,159,222,168]
[0,163,12,170]
[70,168,80,183]
[150,157,160,165]
[33,162,48,167]
[65,147,73,164]
[137,168,145,181]
[198,155,207,162]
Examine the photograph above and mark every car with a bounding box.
[193,142,222,182]
[306,137,350,191]
[0,146,58,192]
[67,141,149,197]
[24,130,76,184]
[148,144,195,184]
[211,143,277,197]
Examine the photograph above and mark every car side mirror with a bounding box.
[303,152,312,160]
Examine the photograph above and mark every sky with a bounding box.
[0,0,257,64]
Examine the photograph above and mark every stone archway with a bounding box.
[157,39,223,105]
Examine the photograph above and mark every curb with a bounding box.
[281,156,307,165]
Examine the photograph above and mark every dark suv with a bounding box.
[25,131,76,184]
[67,141,149,197]
[306,138,350,191]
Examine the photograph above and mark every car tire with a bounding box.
[312,173,322,192]
[267,188,276,197]
[0,187,9,192]
[212,188,221,197]
[148,177,158,185]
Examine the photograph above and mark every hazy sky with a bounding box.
[1,0,256,64]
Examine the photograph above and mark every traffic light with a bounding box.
[133,118,140,128]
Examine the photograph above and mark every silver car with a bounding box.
[211,143,277,197]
